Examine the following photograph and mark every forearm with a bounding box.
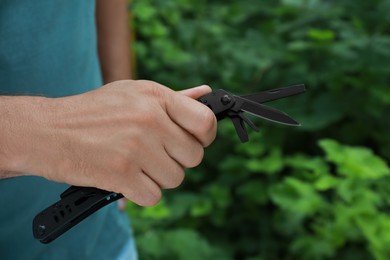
[0,96,52,178]
[96,0,132,83]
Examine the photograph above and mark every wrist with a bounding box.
[0,95,55,176]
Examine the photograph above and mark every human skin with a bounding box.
[96,0,134,209]
[0,81,217,207]
[96,0,133,82]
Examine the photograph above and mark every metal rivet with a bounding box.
[221,95,232,105]
[38,224,46,235]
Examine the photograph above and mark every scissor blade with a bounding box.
[240,84,306,103]
[238,99,300,126]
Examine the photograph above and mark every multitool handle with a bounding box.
[33,186,123,243]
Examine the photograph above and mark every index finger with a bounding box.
[165,90,217,147]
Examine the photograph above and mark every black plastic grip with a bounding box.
[33,186,123,243]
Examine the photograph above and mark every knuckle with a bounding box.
[136,79,157,87]
[141,81,166,98]
[129,105,163,133]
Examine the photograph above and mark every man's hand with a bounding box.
[0,80,216,206]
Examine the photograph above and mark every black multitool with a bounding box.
[33,84,306,243]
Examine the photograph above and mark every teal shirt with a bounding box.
[0,1,133,259]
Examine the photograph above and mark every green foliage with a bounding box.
[128,139,390,259]
[128,0,390,259]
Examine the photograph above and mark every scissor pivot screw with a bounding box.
[221,95,232,105]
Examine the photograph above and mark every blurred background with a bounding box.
[125,0,390,259]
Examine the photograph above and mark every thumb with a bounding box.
[177,85,212,99]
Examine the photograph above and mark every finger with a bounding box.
[121,172,162,207]
[177,85,212,99]
[160,115,205,168]
[165,90,217,147]
[139,136,185,189]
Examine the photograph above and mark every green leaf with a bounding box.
[314,174,340,191]
[286,154,329,176]
[287,41,311,51]
[137,229,228,259]
[356,214,390,260]
[245,148,284,174]
[191,198,213,217]
[319,139,390,179]
[291,235,335,259]
[237,180,268,205]
[140,199,171,219]
[132,2,157,21]
[308,28,335,41]
[207,185,231,209]
[163,229,225,259]
[169,192,198,219]
[270,177,324,215]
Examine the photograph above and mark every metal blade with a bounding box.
[240,84,306,103]
[236,112,259,132]
[230,116,248,142]
[236,98,300,126]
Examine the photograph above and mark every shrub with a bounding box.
[128,0,390,258]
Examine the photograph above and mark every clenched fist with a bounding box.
[0,80,217,206]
